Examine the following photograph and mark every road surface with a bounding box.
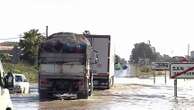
[11,64,194,110]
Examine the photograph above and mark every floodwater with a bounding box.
[11,65,194,110]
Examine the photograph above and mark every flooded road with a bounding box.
[12,65,194,110]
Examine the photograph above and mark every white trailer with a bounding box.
[0,60,13,110]
[85,34,114,89]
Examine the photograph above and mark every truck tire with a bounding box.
[6,107,12,110]
[39,90,51,101]
[107,78,111,89]
[88,82,93,96]
[78,79,90,99]
[23,88,25,94]
[107,76,114,89]
[77,92,88,99]
[111,76,114,87]
[88,76,93,96]
[39,93,46,100]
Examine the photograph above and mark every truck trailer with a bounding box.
[38,32,94,99]
[0,60,13,110]
[85,34,114,89]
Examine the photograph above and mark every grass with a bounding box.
[2,62,38,83]
[134,65,164,78]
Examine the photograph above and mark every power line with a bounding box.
[0,37,23,40]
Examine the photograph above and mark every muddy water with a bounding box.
[11,66,194,110]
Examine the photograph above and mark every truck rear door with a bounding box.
[87,36,110,75]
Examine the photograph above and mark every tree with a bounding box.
[19,29,44,64]
[114,54,127,70]
[115,54,127,64]
[115,54,121,64]
[130,42,156,64]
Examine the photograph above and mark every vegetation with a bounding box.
[133,65,164,78]
[114,54,128,70]
[129,42,172,77]
[19,29,45,64]
[134,65,153,77]
[130,42,175,64]
[0,53,9,62]
[0,29,44,83]
[115,63,123,70]
[2,62,38,83]
[130,42,156,64]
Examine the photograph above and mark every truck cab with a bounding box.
[0,60,13,110]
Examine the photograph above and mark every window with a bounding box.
[15,75,23,82]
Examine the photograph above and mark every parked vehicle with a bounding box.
[38,32,95,99]
[85,34,115,89]
[0,60,13,110]
[13,74,29,94]
[4,73,29,94]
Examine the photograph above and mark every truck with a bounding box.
[0,60,13,110]
[38,32,94,99]
[84,34,114,89]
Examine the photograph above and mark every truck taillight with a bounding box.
[40,79,48,85]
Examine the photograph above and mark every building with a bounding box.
[0,42,15,53]
[191,51,194,59]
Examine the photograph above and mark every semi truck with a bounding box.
[85,34,114,89]
[38,32,95,99]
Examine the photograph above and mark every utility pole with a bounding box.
[46,26,48,38]
[188,44,190,61]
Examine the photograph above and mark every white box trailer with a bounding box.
[85,34,114,89]
[0,60,13,110]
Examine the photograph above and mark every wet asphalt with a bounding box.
[11,65,194,110]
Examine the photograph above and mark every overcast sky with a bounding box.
[0,0,194,59]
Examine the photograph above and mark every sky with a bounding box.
[0,0,194,60]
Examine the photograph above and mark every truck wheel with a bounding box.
[111,76,114,87]
[6,107,12,110]
[89,72,93,96]
[27,88,30,94]
[23,88,25,94]
[107,78,111,89]
[39,91,50,100]
[88,83,93,96]
[78,82,89,99]
[107,76,114,89]
[77,92,88,99]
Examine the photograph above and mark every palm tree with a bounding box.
[19,29,44,64]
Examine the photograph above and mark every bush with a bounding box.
[2,62,38,83]
[140,66,151,73]
[133,65,154,78]
[0,53,11,62]
[115,63,123,70]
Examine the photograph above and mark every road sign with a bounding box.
[170,63,194,79]
[151,62,169,71]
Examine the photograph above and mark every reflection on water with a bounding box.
[11,67,194,110]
